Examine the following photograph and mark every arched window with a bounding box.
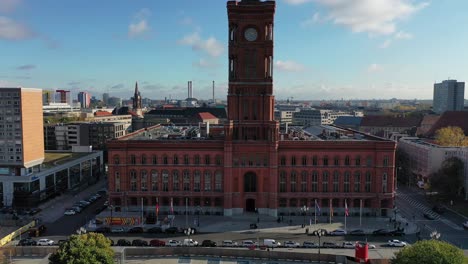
[183,170,190,191]
[290,171,297,192]
[279,171,286,192]
[141,170,147,191]
[152,155,158,165]
[333,171,340,192]
[344,155,350,166]
[130,170,137,191]
[215,171,223,191]
[194,155,200,165]
[172,170,179,191]
[141,155,147,165]
[194,171,201,192]
[204,171,212,191]
[162,170,169,191]
[130,155,136,165]
[301,171,308,192]
[151,170,158,191]
[113,155,120,165]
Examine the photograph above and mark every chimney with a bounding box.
[187,81,190,98]
[212,81,215,103]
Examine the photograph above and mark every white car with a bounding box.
[303,241,318,248]
[64,209,76,216]
[368,244,376,249]
[330,229,347,236]
[37,239,54,246]
[463,221,468,229]
[222,240,238,247]
[342,241,355,248]
[242,240,257,247]
[388,240,407,247]
[283,241,300,248]
[168,240,181,247]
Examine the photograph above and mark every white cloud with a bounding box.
[0,0,21,13]
[395,30,413,39]
[306,0,428,35]
[0,16,34,40]
[367,63,383,73]
[128,8,151,38]
[275,60,305,72]
[283,0,313,5]
[178,32,224,57]
[193,58,219,68]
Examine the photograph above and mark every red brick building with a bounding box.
[107,0,396,218]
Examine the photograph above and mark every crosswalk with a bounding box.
[396,192,463,231]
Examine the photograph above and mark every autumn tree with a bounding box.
[49,233,114,264]
[392,240,468,264]
[430,157,464,197]
[435,126,468,146]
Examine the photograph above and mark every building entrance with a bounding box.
[246,198,256,212]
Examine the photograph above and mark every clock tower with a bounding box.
[224,0,279,216]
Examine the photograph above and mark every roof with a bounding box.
[360,115,421,128]
[425,111,468,137]
[197,112,218,120]
[333,116,362,126]
[94,111,113,117]
[416,114,440,135]
[146,107,227,119]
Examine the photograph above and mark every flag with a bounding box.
[315,199,321,215]
[170,197,174,214]
[155,199,159,217]
[345,199,349,217]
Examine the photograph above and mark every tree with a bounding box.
[435,126,468,146]
[430,157,464,197]
[392,240,468,264]
[49,233,114,264]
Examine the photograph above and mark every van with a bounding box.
[183,238,199,247]
[263,239,280,248]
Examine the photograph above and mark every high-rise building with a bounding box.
[102,93,109,105]
[0,88,44,173]
[107,0,396,218]
[78,91,91,108]
[433,80,465,114]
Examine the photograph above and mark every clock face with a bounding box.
[244,27,258,41]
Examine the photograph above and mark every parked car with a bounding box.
[111,227,126,233]
[71,206,82,213]
[323,242,339,248]
[201,240,217,247]
[64,209,76,216]
[37,239,54,246]
[116,239,131,246]
[165,227,179,234]
[94,227,111,233]
[423,213,436,220]
[183,238,199,247]
[329,229,347,236]
[263,239,280,248]
[18,238,36,246]
[147,227,163,233]
[242,240,257,247]
[79,200,90,206]
[303,241,318,248]
[168,240,181,247]
[222,240,238,247]
[368,244,376,249]
[388,240,407,247]
[349,229,365,236]
[132,239,148,247]
[342,242,355,248]
[283,241,300,248]
[128,227,144,233]
[149,239,166,247]
[372,229,392,236]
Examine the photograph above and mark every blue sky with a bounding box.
[1,0,467,101]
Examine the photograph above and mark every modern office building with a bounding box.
[107,0,396,218]
[78,91,91,109]
[433,80,465,114]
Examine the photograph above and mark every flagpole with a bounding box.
[344,199,347,231]
[359,199,362,227]
[185,197,188,228]
[314,199,317,228]
[329,198,332,224]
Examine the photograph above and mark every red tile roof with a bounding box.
[196,112,218,120]
[425,111,468,137]
[360,115,422,128]
[94,111,113,117]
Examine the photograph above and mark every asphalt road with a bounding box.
[396,186,468,249]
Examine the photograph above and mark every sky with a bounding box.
[1,0,468,101]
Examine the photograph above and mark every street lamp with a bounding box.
[430,230,441,240]
[300,205,309,227]
[316,229,327,264]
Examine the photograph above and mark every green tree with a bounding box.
[435,126,468,146]
[392,240,468,264]
[430,157,464,197]
[49,233,114,264]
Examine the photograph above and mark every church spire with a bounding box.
[134,81,139,95]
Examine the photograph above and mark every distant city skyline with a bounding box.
[1,0,468,100]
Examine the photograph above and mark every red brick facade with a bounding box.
[107,0,396,217]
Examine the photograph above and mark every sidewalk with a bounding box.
[36,179,106,224]
[169,212,418,235]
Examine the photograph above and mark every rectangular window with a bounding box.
[173,155,179,165]
[204,171,212,191]
[301,172,307,192]
[322,172,329,192]
[183,171,190,191]
[311,171,318,192]
[382,172,387,193]
[383,156,389,167]
[323,156,329,166]
[163,156,168,165]
[365,171,371,192]
[345,156,350,166]
[280,156,286,166]
[290,172,297,192]
[334,157,339,166]
[173,171,179,191]
[162,171,169,192]
[279,172,286,192]
[205,155,210,165]
[366,156,373,167]
[152,155,158,165]
[312,156,318,166]
[184,155,189,165]
[302,156,307,166]
[194,171,201,192]
[215,172,222,191]
[194,155,200,165]
[216,156,222,166]
[333,172,339,192]
[291,156,296,166]
[130,155,136,165]
[151,171,158,191]
[355,156,361,166]
[131,173,137,191]
[354,172,361,192]
[344,172,350,193]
